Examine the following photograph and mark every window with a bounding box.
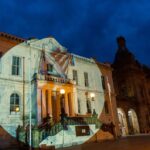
[47,64,53,73]
[12,56,21,75]
[10,93,20,113]
[86,99,92,113]
[101,75,106,90]
[84,72,89,87]
[104,101,109,114]
[45,90,49,115]
[0,58,1,73]
[73,70,78,85]
[78,99,81,113]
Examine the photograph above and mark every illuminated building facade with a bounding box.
[0,33,110,145]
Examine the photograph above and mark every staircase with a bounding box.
[39,116,102,148]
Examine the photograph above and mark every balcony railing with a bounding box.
[38,116,101,142]
[33,73,75,84]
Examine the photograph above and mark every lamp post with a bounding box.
[28,43,32,150]
[60,89,66,147]
[90,93,98,142]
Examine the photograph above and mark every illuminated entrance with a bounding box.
[117,108,128,136]
[37,76,75,124]
[128,109,140,134]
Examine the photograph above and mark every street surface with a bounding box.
[59,134,150,150]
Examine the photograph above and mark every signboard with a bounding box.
[75,126,90,136]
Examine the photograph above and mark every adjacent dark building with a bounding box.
[112,36,150,135]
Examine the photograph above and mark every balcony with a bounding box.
[33,73,75,84]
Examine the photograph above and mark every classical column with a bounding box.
[56,91,61,122]
[37,88,42,124]
[70,92,75,116]
[48,89,52,116]
[42,89,46,119]
[73,86,78,115]
[65,92,69,115]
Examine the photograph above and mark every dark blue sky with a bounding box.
[1,0,150,66]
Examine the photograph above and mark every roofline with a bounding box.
[71,53,95,63]
[0,32,25,42]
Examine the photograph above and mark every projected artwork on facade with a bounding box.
[0,33,119,149]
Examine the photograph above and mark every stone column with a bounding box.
[65,92,69,115]
[73,86,78,115]
[42,89,46,119]
[71,92,75,116]
[48,89,52,116]
[56,91,61,122]
[37,88,42,124]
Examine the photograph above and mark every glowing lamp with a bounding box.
[15,107,20,112]
[60,89,65,94]
[90,93,95,101]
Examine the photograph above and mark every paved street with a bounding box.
[59,135,150,150]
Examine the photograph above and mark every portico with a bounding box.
[36,74,76,124]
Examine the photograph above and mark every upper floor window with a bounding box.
[12,56,21,75]
[0,58,1,73]
[84,72,89,87]
[104,101,109,114]
[86,98,92,114]
[101,75,106,90]
[73,70,78,85]
[78,99,81,114]
[47,64,53,73]
[10,93,20,113]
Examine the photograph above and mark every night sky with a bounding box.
[0,0,150,66]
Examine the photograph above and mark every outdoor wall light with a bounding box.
[90,93,95,101]
[60,89,65,94]
[15,107,20,112]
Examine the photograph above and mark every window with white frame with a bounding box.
[0,58,1,73]
[12,56,21,75]
[10,93,20,113]
[78,98,81,114]
[47,64,53,73]
[73,70,78,85]
[84,72,89,87]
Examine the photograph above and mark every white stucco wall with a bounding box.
[67,55,104,117]
[0,37,105,137]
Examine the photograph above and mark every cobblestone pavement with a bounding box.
[59,134,150,150]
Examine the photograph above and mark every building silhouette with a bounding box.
[112,36,150,135]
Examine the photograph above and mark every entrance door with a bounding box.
[51,91,57,123]
[117,108,128,136]
[128,109,140,134]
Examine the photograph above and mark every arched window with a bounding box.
[10,93,20,113]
